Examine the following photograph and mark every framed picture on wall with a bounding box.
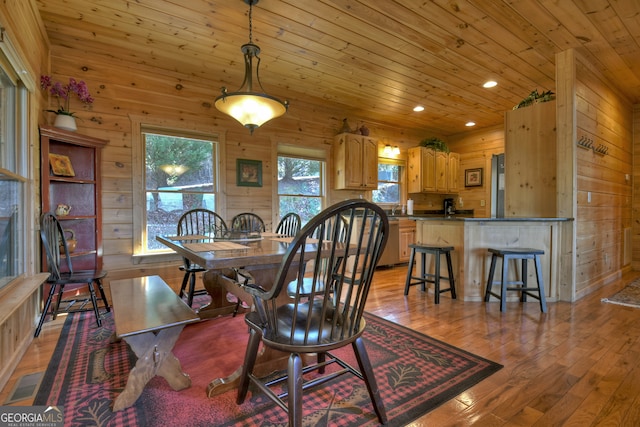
[236,158,262,187]
[464,168,483,187]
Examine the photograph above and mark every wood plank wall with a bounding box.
[572,50,633,297]
[0,0,49,392]
[634,105,640,271]
[45,44,426,284]
[448,125,504,218]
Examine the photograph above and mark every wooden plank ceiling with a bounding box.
[35,0,640,136]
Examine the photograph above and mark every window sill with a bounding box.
[132,252,182,265]
[0,273,49,325]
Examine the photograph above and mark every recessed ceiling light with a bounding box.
[465,121,476,127]
[413,105,424,112]
[483,81,497,88]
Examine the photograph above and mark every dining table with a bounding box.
[156,232,321,397]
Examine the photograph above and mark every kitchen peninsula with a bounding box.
[412,217,573,302]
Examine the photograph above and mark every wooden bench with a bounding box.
[110,275,200,411]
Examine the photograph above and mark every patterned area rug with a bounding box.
[34,308,501,426]
[601,278,640,308]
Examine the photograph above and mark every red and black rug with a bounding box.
[35,308,501,426]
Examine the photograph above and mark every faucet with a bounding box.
[391,204,400,216]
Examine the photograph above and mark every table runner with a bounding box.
[184,241,249,251]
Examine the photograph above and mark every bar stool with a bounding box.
[484,248,547,313]
[404,244,456,304]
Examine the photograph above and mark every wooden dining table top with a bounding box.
[156,233,300,270]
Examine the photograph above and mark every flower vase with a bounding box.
[54,114,77,132]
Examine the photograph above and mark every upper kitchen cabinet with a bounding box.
[448,152,460,193]
[504,100,556,217]
[408,147,436,193]
[333,133,378,190]
[408,147,459,194]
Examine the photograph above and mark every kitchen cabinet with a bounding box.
[40,125,108,272]
[448,152,460,193]
[398,219,416,262]
[333,133,378,190]
[408,147,459,194]
[407,147,436,193]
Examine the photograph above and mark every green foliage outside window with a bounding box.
[278,156,323,225]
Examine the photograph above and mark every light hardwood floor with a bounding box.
[2,266,640,426]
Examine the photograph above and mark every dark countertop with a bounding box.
[409,215,573,222]
[385,209,572,222]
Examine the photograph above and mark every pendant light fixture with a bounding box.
[215,0,289,134]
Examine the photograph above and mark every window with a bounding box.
[142,130,218,252]
[277,155,325,225]
[372,161,403,205]
[0,55,27,290]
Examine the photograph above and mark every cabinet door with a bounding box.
[407,147,422,193]
[362,137,378,189]
[448,152,460,192]
[344,134,364,188]
[435,151,448,192]
[421,148,436,192]
[399,224,416,262]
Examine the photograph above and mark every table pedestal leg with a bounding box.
[113,325,190,411]
[205,264,303,397]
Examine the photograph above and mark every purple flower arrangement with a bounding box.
[40,75,94,117]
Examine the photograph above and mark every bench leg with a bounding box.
[113,325,190,411]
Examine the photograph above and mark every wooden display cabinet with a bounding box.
[40,125,108,272]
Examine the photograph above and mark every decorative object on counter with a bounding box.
[236,158,262,187]
[338,117,353,134]
[214,0,288,134]
[513,89,555,110]
[359,123,370,136]
[40,75,94,131]
[419,137,449,153]
[55,204,72,217]
[464,168,483,187]
[49,153,75,177]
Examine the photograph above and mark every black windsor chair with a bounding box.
[236,199,389,426]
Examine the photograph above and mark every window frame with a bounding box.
[0,49,29,291]
[131,116,224,262]
[372,158,406,208]
[275,145,327,227]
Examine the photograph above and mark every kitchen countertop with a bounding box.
[409,216,573,221]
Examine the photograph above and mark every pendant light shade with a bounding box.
[215,0,288,134]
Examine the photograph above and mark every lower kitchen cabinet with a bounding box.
[399,219,416,263]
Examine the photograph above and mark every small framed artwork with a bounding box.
[49,153,75,177]
[465,168,483,187]
[236,158,262,187]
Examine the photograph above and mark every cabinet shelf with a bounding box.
[49,176,97,185]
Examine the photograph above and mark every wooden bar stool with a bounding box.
[484,248,547,313]
[404,244,456,304]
